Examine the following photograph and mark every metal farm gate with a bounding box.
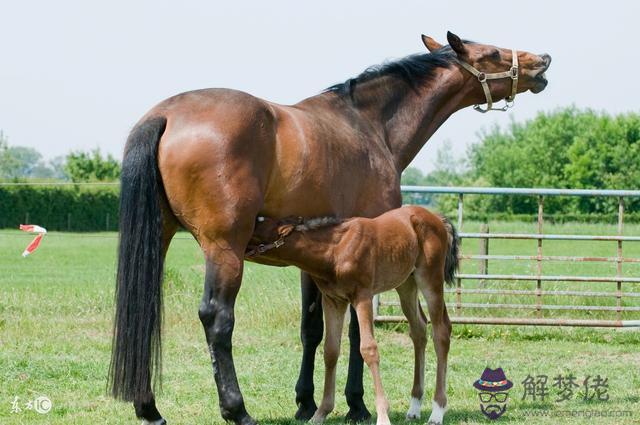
[373,186,640,328]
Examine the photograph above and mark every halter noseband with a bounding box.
[456,49,519,113]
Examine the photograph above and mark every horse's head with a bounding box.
[422,31,551,112]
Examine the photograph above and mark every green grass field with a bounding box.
[1,224,639,424]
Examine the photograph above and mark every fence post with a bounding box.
[479,223,489,288]
[616,197,624,321]
[536,196,544,318]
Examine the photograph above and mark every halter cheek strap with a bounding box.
[456,49,519,113]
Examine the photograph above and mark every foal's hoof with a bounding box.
[344,404,372,423]
[295,401,318,422]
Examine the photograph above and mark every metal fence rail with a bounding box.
[374,186,640,327]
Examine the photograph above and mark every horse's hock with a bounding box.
[374,186,640,328]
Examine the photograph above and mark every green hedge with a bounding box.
[0,186,119,231]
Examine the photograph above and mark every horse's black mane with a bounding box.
[326,45,458,98]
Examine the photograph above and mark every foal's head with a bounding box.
[251,215,344,246]
[422,31,552,100]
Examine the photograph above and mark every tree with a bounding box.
[0,133,46,179]
[64,149,121,182]
[467,107,640,216]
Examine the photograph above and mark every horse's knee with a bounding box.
[198,300,217,326]
[360,341,379,365]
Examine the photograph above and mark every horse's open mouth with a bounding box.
[531,72,548,93]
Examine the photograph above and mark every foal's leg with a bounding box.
[353,295,391,425]
[295,272,323,420]
[416,268,451,425]
[396,276,428,420]
[311,295,348,423]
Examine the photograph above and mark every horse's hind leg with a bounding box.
[311,294,347,423]
[396,276,428,420]
[198,232,257,425]
[135,216,178,425]
[415,266,451,425]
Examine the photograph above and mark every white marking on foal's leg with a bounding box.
[406,396,422,419]
[427,400,447,425]
[309,409,327,423]
[141,419,166,425]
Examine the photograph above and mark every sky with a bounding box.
[1,1,639,173]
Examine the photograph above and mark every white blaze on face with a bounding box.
[427,400,447,425]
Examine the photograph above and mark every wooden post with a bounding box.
[479,223,489,287]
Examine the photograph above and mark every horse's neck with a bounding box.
[320,67,472,172]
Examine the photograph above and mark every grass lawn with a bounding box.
[1,224,639,424]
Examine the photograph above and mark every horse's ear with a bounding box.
[421,34,443,52]
[446,31,467,56]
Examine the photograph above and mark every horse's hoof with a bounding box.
[238,415,258,425]
[406,412,421,420]
[141,419,166,425]
[295,402,318,422]
[344,405,372,423]
[427,422,442,425]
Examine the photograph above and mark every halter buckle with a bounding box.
[510,66,519,79]
[273,239,285,248]
[477,72,487,83]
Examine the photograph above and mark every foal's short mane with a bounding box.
[325,44,468,99]
[295,216,343,232]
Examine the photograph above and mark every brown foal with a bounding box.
[249,206,460,425]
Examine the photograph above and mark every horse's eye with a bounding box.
[490,50,501,60]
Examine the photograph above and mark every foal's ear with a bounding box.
[421,34,443,52]
[277,224,295,237]
[446,31,467,56]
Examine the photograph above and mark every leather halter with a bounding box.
[456,49,519,113]
[245,216,301,258]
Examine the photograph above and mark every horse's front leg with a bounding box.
[295,272,324,420]
[353,294,391,425]
[198,239,255,425]
[345,306,372,422]
[311,294,347,423]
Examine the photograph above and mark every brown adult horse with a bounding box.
[249,207,459,425]
[109,31,551,425]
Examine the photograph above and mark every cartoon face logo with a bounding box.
[473,367,513,420]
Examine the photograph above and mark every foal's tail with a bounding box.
[109,116,168,402]
[439,215,460,286]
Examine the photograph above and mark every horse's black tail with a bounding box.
[109,116,168,402]
[440,215,460,286]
